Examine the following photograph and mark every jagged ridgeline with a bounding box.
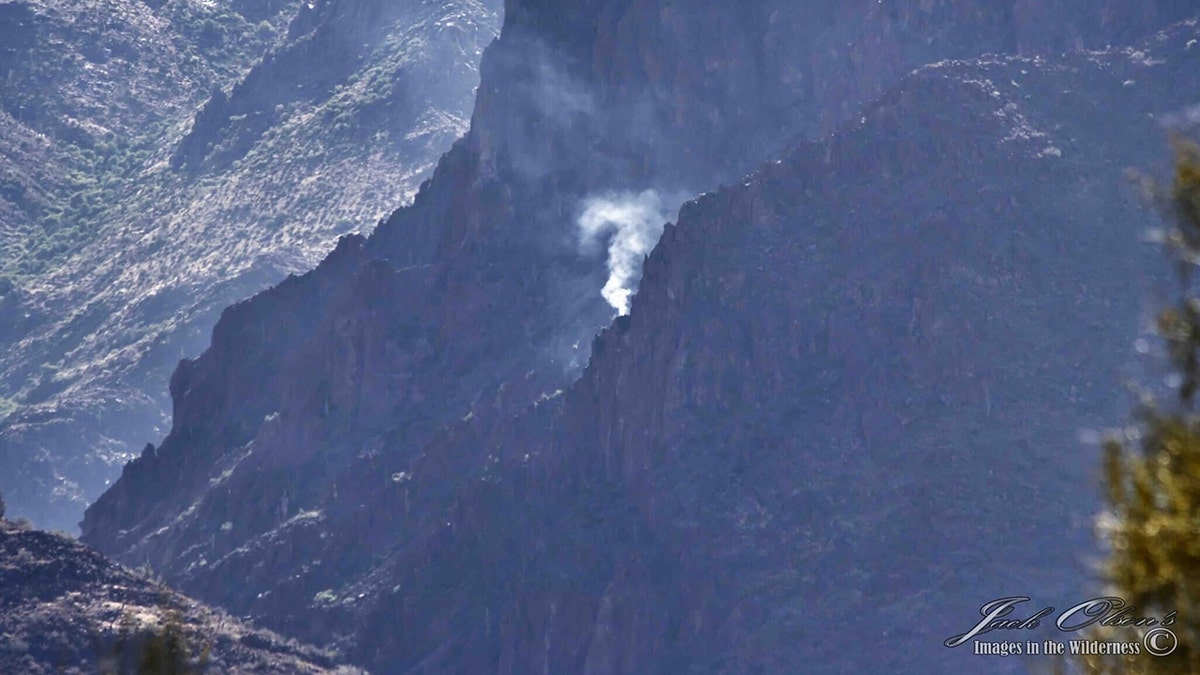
[69,1,1200,673]
[0,0,503,532]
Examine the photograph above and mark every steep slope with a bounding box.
[507,41,1200,671]
[0,518,361,673]
[9,0,1192,534]
[0,0,296,279]
[82,3,1200,674]
[0,0,502,531]
[293,24,1200,672]
[0,0,302,528]
[80,0,1200,545]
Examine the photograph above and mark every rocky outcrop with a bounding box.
[336,22,1200,673]
[7,0,1194,534]
[82,2,1200,673]
[0,519,361,673]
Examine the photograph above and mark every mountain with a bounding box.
[80,1,1200,673]
[0,515,361,673]
[0,0,502,532]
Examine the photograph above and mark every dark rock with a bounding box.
[82,2,1200,673]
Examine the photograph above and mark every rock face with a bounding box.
[80,1,1200,673]
[0,0,501,532]
[0,519,360,673]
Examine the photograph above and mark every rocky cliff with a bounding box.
[0,0,501,532]
[81,1,1200,673]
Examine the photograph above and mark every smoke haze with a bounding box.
[577,190,675,315]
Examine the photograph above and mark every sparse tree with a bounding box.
[1064,137,1200,674]
[100,605,208,675]
[136,610,202,675]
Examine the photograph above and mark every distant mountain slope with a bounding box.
[82,3,1200,673]
[0,0,502,532]
[0,0,298,279]
[0,518,361,673]
[0,0,303,528]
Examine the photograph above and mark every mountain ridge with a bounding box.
[83,5,1200,671]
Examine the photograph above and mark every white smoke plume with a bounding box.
[577,190,674,316]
